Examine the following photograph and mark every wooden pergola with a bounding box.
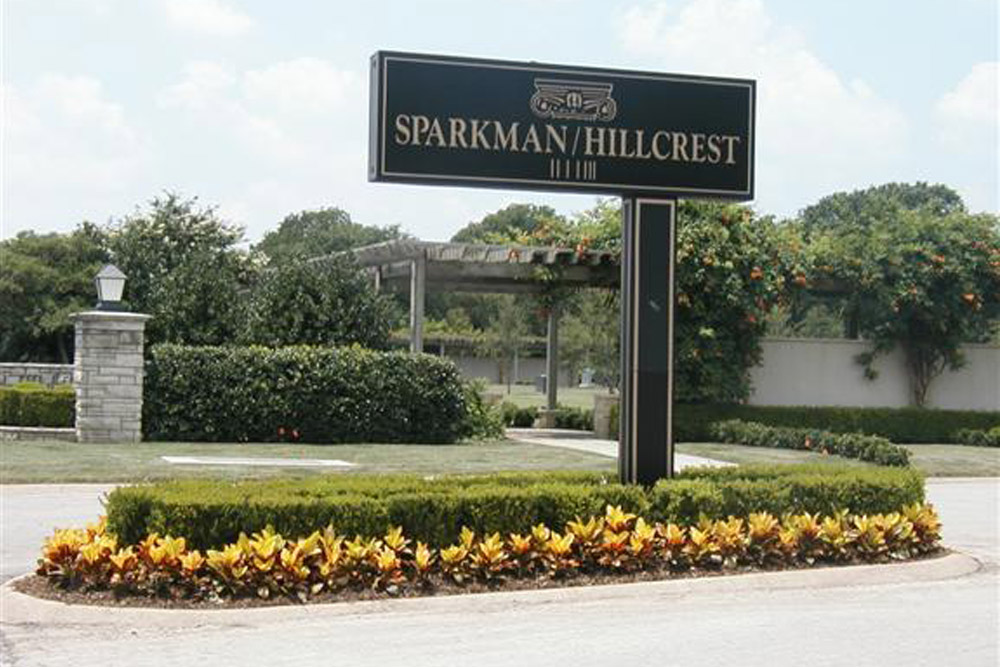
[337,240,620,414]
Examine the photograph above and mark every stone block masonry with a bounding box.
[0,363,73,387]
[71,311,151,443]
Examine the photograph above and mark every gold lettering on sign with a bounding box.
[390,114,744,167]
[494,121,519,151]
[449,118,468,148]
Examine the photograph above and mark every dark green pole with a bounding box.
[619,198,676,485]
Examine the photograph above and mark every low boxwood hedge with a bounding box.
[499,403,594,430]
[0,382,74,427]
[105,466,924,550]
[609,402,997,443]
[709,419,911,467]
[954,427,1000,447]
[143,344,477,444]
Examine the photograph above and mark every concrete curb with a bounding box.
[0,551,981,630]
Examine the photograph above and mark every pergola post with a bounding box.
[409,253,426,353]
[546,304,559,411]
[534,303,560,428]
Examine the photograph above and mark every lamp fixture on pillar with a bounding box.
[94,264,127,311]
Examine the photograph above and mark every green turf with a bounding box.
[0,439,614,484]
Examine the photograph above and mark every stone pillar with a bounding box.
[71,311,151,443]
[593,393,618,439]
[535,305,561,428]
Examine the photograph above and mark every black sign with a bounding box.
[369,51,755,200]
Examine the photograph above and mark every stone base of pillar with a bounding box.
[71,311,151,444]
[534,409,559,429]
[592,393,618,439]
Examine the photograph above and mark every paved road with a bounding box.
[1,478,997,666]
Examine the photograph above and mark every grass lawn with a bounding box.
[0,439,614,484]
[2,437,995,484]
[678,442,1000,477]
[486,383,611,410]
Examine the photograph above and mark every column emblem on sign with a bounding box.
[530,79,617,122]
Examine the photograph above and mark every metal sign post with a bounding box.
[620,199,676,484]
[369,51,754,484]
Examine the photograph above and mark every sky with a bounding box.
[1,0,997,244]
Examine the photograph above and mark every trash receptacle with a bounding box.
[535,375,546,393]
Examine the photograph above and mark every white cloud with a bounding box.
[157,59,360,163]
[160,0,254,36]
[935,61,998,152]
[1,75,149,237]
[618,0,909,214]
[157,61,236,110]
[243,58,358,115]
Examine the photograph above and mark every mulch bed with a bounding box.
[12,550,946,610]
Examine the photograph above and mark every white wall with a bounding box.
[749,338,999,410]
[448,355,576,387]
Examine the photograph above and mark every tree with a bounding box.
[808,202,1000,406]
[560,290,620,391]
[256,207,404,264]
[450,203,566,244]
[800,182,965,234]
[482,295,528,393]
[0,225,108,362]
[673,201,794,402]
[240,256,393,349]
[103,193,253,346]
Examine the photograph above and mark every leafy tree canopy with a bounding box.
[103,193,253,346]
[240,256,393,349]
[806,190,999,405]
[256,207,404,264]
[450,203,567,244]
[0,225,108,362]
[799,182,965,234]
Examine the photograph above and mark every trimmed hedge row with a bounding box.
[499,403,594,430]
[609,402,997,443]
[954,427,1000,447]
[709,419,911,467]
[0,383,74,427]
[143,344,476,444]
[106,466,924,550]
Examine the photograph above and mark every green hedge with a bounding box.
[954,427,1000,447]
[609,402,998,443]
[710,419,911,467]
[676,404,999,443]
[0,383,74,427]
[499,403,594,430]
[143,344,476,444]
[105,466,924,550]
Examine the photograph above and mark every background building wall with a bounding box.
[749,338,999,410]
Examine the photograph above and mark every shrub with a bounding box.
[499,402,538,428]
[498,403,594,430]
[673,404,999,444]
[0,382,74,427]
[457,380,505,440]
[676,464,924,519]
[953,427,1000,447]
[554,406,594,431]
[143,344,482,443]
[105,466,924,550]
[709,420,911,467]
